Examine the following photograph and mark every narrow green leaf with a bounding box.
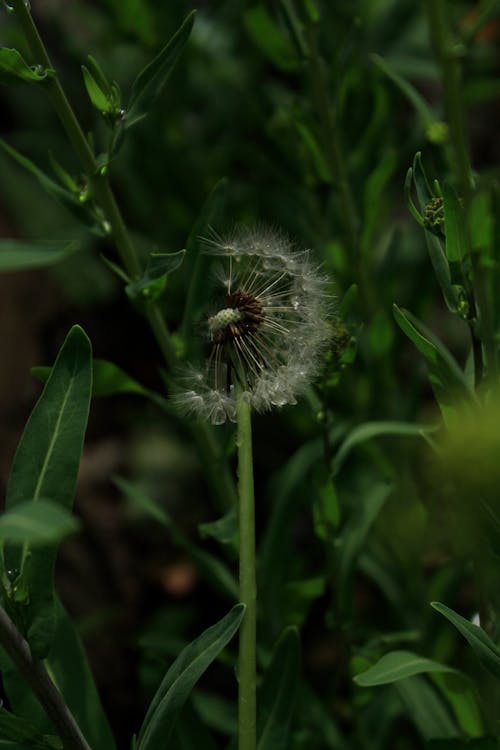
[371,55,434,129]
[116,477,238,600]
[431,601,500,680]
[127,11,196,127]
[393,304,473,422]
[126,249,186,302]
[244,5,299,72]
[0,239,79,271]
[432,671,484,738]
[0,139,88,222]
[0,706,61,748]
[296,122,332,183]
[257,627,300,750]
[82,66,114,114]
[354,650,455,687]
[443,183,466,263]
[0,499,79,545]
[395,675,460,740]
[332,420,433,477]
[137,604,245,750]
[3,326,92,658]
[198,506,238,548]
[32,359,148,398]
[0,48,54,84]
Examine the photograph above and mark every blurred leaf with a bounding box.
[116,477,238,600]
[312,472,340,542]
[469,190,494,255]
[32,359,148,398]
[284,577,326,626]
[296,122,332,183]
[244,5,300,72]
[181,178,228,343]
[127,11,196,128]
[332,420,433,477]
[0,500,79,545]
[173,700,219,750]
[395,675,460,740]
[136,604,244,750]
[0,598,116,750]
[126,249,186,302]
[361,151,397,255]
[337,477,392,614]
[354,650,455,686]
[393,305,473,422]
[431,602,500,681]
[0,239,78,270]
[371,54,434,129]
[257,627,300,750]
[3,326,92,658]
[0,707,60,749]
[198,506,238,549]
[0,139,89,223]
[443,183,466,263]
[432,671,484,738]
[0,48,54,84]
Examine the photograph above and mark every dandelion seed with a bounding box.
[173,226,333,424]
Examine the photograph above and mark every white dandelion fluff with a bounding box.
[173,226,333,424]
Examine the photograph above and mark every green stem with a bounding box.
[12,0,239,508]
[0,605,91,750]
[237,394,257,750]
[424,0,498,384]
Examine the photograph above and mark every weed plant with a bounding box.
[0,1,499,749]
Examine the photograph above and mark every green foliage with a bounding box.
[0,0,500,748]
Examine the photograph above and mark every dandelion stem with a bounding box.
[237,394,257,750]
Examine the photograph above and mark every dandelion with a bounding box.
[174,226,333,424]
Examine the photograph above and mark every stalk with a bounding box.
[0,605,91,750]
[10,0,237,508]
[424,0,498,384]
[236,394,257,750]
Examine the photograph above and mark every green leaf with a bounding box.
[257,627,300,750]
[244,5,299,72]
[393,305,473,423]
[395,675,460,740]
[0,239,79,271]
[32,358,148,398]
[126,249,186,302]
[3,325,92,658]
[354,650,455,687]
[0,499,79,545]
[127,11,196,128]
[431,602,500,681]
[432,671,484,738]
[82,66,114,114]
[0,598,116,750]
[371,55,434,130]
[443,183,466,263]
[332,420,433,477]
[116,477,238,600]
[0,706,61,748]
[136,604,245,750]
[198,506,238,548]
[0,48,54,84]
[0,139,89,223]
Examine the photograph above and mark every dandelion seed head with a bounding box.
[174,226,334,423]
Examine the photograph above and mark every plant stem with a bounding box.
[0,605,91,750]
[236,394,257,750]
[424,0,498,384]
[12,0,238,508]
